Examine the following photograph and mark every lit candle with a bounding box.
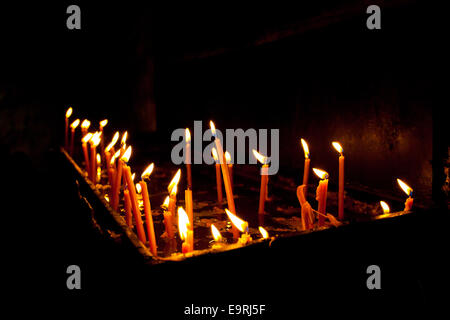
[99,119,108,156]
[96,154,101,183]
[112,146,130,211]
[185,188,194,232]
[69,119,80,156]
[300,138,310,197]
[89,132,101,183]
[296,185,314,230]
[109,150,120,199]
[140,163,157,256]
[105,131,119,170]
[332,142,345,221]
[253,149,269,215]
[168,185,178,224]
[178,207,193,253]
[123,189,133,226]
[210,224,224,249]
[210,121,239,239]
[185,128,192,190]
[397,178,414,211]
[258,226,269,239]
[81,133,92,175]
[225,209,252,244]
[313,168,329,227]
[211,148,223,206]
[81,119,90,139]
[380,201,390,214]
[65,107,73,150]
[225,151,233,191]
[162,196,174,239]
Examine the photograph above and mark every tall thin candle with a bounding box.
[332,142,345,221]
[300,138,310,197]
[65,107,72,150]
[69,119,80,156]
[313,168,329,227]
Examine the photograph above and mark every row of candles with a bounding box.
[64,107,415,256]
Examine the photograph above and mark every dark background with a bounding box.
[0,0,447,317]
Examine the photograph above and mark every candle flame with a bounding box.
[105,131,120,152]
[121,145,132,162]
[81,119,90,130]
[135,183,142,194]
[313,168,329,180]
[332,141,343,155]
[211,148,219,161]
[170,184,178,197]
[185,128,191,142]
[300,138,310,159]
[211,224,222,242]
[178,207,190,240]
[100,119,108,128]
[209,121,216,135]
[104,195,109,202]
[131,173,136,182]
[96,153,101,165]
[380,201,390,213]
[70,119,80,129]
[141,163,154,179]
[397,179,413,197]
[90,132,102,147]
[252,149,268,165]
[111,150,120,165]
[168,169,181,192]
[161,196,170,210]
[121,131,128,146]
[259,226,269,239]
[65,107,73,118]
[82,133,93,143]
[225,209,248,233]
[225,151,231,164]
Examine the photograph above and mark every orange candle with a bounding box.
[89,132,101,183]
[178,207,193,253]
[332,142,345,221]
[300,139,310,197]
[123,163,147,244]
[168,185,177,219]
[123,189,133,227]
[140,180,157,256]
[397,179,414,211]
[99,119,108,156]
[296,185,314,230]
[105,131,119,168]
[162,196,174,239]
[210,121,239,239]
[185,189,194,231]
[313,168,329,227]
[69,119,80,156]
[225,209,251,244]
[112,146,130,211]
[253,150,269,215]
[65,107,72,150]
[81,133,92,174]
[211,148,223,206]
[185,128,192,190]
[225,151,233,191]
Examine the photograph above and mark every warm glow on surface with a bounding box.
[397,179,413,196]
[252,149,268,165]
[178,207,190,240]
[225,209,248,233]
[141,163,154,179]
[332,142,343,155]
[105,131,119,152]
[135,183,142,194]
[380,201,390,213]
[225,151,231,164]
[100,119,108,128]
[168,169,181,192]
[65,107,73,118]
[211,148,219,161]
[185,128,191,142]
[70,119,80,129]
[209,121,216,135]
[121,131,128,146]
[259,226,269,239]
[82,133,93,143]
[313,168,329,180]
[211,224,222,242]
[121,146,132,162]
[81,119,90,129]
[300,138,310,159]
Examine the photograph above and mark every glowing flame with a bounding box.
[332,141,343,155]
[65,107,73,118]
[259,226,269,239]
[252,149,268,165]
[121,131,128,146]
[161,196,170,210]
[211,224,222,242]
[81,119,91,130]
[397,179,413,197]
[104,195,109,202]
[168,169,181,193]
[178,207,190,240]
[111,150,120,165]
[225,209,248,233]
[82,133,93,143]
[141,163,154,179]
[170,185,178,197]
[210,121,216,135]
[100,119,108,128]
[121,145,132,162]
[105,131,120,152]
[225,151,231,164]
[131,173,136,182]
[70,119,80,129]
[380,201,390,213]
[135,183,142,194]
[185,128,191,142]
[313,168,329,180]
[211,148,219,161]
[300,138,310,159]
[96,154,101,165]
[90,132,101,147]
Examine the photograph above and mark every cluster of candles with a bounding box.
[64,107,414,257]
